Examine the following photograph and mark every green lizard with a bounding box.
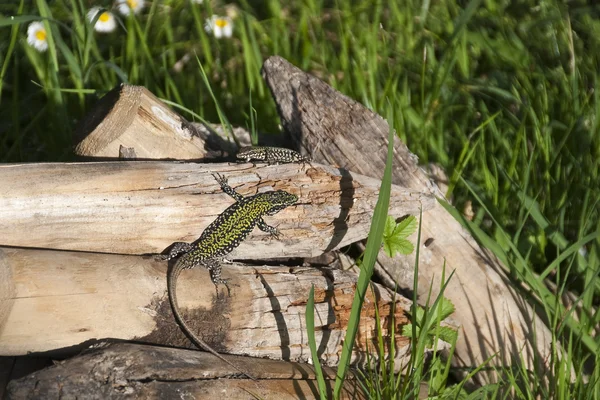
[166,173,297,379]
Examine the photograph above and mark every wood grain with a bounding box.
[262,55,558,384]
[0,247,452,370]
[74,85,238,160]
[0,161,433,256]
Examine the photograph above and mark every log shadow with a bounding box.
[325,168,355,253]
[288,85,355,252]
[256,273,292,364]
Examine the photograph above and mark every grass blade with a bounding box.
[306,285,328,400]
[333,103,395,398]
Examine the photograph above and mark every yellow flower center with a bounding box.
[99,12,110,22]
[127,0,138,8]
[215,18,228,28]
[35,29,46,41]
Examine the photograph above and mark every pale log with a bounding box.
[7,343,368,399]
[0,162,433,256]
[0,247,450,369]
[73,84,250,160]
[262,55,556,383]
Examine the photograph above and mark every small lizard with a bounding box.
[166,173,298,379]
[236,146,312,165]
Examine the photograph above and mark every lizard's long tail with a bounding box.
[167,257,256,381]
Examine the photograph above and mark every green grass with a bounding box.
[1,0,599,398]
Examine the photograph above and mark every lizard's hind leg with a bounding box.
[203,258,235,296]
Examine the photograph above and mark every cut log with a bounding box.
[0,162,433,255]
[0,247,451,369]
[73,84,251,160]
[6,342,365,399]
[72,84,294,161]
[261,55,556,384]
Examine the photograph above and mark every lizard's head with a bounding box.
[265,190,298,215]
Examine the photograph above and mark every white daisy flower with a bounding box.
[87,7,117,33]
[204,15,233,39]
[116,0,145,16]
[225,4,238,19]
[26,21,48,52]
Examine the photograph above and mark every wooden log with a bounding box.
[0,162,433,256]
[5,343,432,399]
[0,247,451,369]
[261,55,556,383]
[6,342,366,399]
[73,84,247,160]
[73,84,293,161]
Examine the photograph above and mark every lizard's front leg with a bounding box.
[212,173,244,202]
[257,218,280,239]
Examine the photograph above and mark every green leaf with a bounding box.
[383,215,396,238]
[431,297,456,322]
[402,299,457,345]
[387,236,415,257]
[382,215,417,257]
[0,15,40,27]
[393,215,417,238]
[432,326,458,344]
[402,323,420,338]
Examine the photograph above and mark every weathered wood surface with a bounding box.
[73,84,292,161]
[261,55,556,383]
[0,162,433,256]
[73,84,242,160]
[0,247,448,369]
[6,342,366,399]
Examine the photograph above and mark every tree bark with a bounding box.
[262,55,556,384]
[6,342,366,399]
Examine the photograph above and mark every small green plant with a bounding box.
[402,297,457,349]
[382,215,417,258]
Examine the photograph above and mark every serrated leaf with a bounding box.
[383,240,393,258]
[402,323,420,338]
[382,215,416,257]
[430,297,456,322]
[432,326,458,343]
[415,306,425,322]
[396,238,415,255]
[383,234,400,257]
[393,215,417,239]
[384,236,414,257]
[439,297,456,320]
[383,215,396,238]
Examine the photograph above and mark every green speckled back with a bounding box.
[188,190,297,260]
